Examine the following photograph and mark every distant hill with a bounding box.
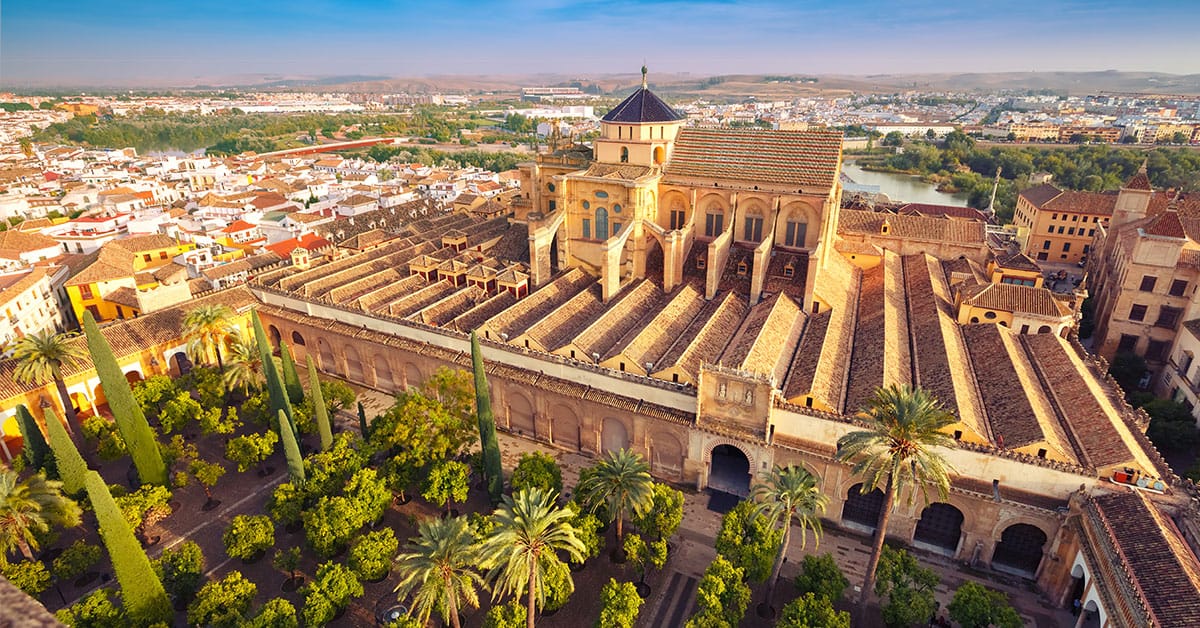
[6,70,1200,97]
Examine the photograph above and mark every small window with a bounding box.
[984,311,997,320]
[1063,242,1071,252]
[1117,334,1139,353]
[619,362,626,372]
[1042,240,1051,250]
[595,191,609,199]
[1067,227,1075,235]
[672,373,679,383]
[548,200,556,211]
[582,219,591,239]
[1147,339,1170,362]
[737,261,748,276]
[620,147,629,163]
[1140,275,1157,292]
[1072,215,1078,222]
[142,254,152,262]
[548,183,556,192]
[1057,226,1065,234]
[1047,226,1054,233]
[696,257,706,270]
[1020,324,1030,334]
[953,430,963,440]
[783,264,795,278]
[1037,449,1047,459]
[582,200,590,210]
[1170,279,1188,297]
[1129,304,1147,321]
[612,203,621,213]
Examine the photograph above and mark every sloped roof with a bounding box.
[1143,210,1187,238]
[838,210,986,245]
[898,203,987,221]
[994,251,1042,272]
[665,127,843,189]
[1089,492,1200,627]
[1022,183,1118,216]
[600,87,682,123]
[961,282,1069,318]
[1124,170,1153,191]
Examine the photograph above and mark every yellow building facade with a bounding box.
[65,234,196,324]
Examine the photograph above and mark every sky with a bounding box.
[2,0,1199,87]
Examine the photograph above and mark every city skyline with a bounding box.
[3,0,1200,87]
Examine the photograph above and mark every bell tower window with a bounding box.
[620,147,629,163]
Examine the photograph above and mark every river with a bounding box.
[843,161,969,207]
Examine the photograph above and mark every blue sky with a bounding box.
[2,0,1198,86]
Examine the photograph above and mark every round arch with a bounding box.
[548,404,581,451]
[659,190,690,228]
[600,417,630,454]
[653,146,665,165]
[738,199,769,243]
[403,363,422,390]
[268,325,282,350]
[91,384,108,415]
[913,502,965,555]
[124,370,143,386]
[1038,325,1052,334]
[648,430,684,480]
[168,351,191,378]
[343,345,364,383]
[991,522,1048,576]
[70,391,93,418]
[507,391,535,436]
[705,441,754,496]
[778,200,821,249]
[842,483,885,530]
[317,338,339,376]
[374,355,395,391]
[698,193,729,238]
[290,330,306,346]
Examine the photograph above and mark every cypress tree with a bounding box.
[14,404,52,475]
[252,311,295,436]
[357,401,369,437]
[280,341,304,405]
[82,311,167,486]
[44,407,87,495]
[307,355,333,451]
[84,470,171,625]
[278,410,305,486]
[471,331,504,503]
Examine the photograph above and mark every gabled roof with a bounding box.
[665,128,843,189]
[600,87,682,123]
[1019,183,1064,208]
[898,203,988,221]
[960,281,1069,318]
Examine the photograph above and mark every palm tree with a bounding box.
[222,330,262,392]
[0,467,82,565]
[478,488,585,628]
[575,448,653,543]
[836,384,957,616]
[12,330,87,449]
[752,464,828,612]
[393,515,483,628]
[182,304,236,375]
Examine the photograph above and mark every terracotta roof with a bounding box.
[665,128,842,189]
[961,282,1068,318]
[1023,184,1119,217]
[994,251,1041,273]
[838,210,986,245]
[1124,170,1153,191]
[1019,183,1064,208]
[105,286,140,308]
[1090,492,1200,627]
[579,163,655,181]
[1143,210,1187,239]
[0,576,62,627]
[0,268,50,308]
[0,229,60,254]
[898,203,987,221]
[600,87,683,123]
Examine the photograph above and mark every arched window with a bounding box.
[654,146,665,164]
[595,207,609,240]
[620,147,629,163]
